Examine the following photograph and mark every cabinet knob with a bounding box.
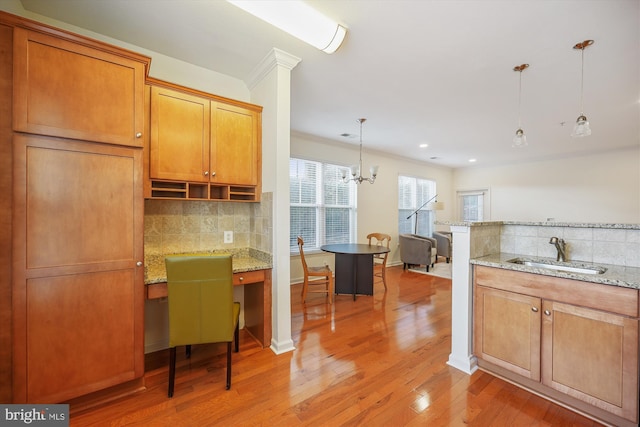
[211,171,216,177]
[531,307,539,312]
[136,261,143,267]
[544,310,551,316]
[135,132,142,138]
[239,276,244,282]
[204,171,209,176]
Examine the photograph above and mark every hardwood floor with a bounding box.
[71,266,602,426]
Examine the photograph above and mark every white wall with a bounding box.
[290,132,454,283]
[453,147,640,224]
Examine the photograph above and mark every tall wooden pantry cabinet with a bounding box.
[1,12,150,404]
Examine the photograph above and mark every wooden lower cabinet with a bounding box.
[474,286,541,381]
[542,300,639,421]
[474,266,639,426]
[12,134,145,403]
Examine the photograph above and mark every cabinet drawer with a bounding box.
[233,270,265,285]
[147,270,266,299]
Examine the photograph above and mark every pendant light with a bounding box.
[342,118,378,184]
[512,63,529,148]
[571,39,594,137]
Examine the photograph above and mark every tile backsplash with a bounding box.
[500,224,640,267]
[144,192,273,256]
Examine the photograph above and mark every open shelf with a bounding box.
[148,180,259,202]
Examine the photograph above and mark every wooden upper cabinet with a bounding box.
[150,86,210,182]
[211,102,260,186]
[147,80,262,201]
[13,27,146,147]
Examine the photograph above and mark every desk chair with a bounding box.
[367,233,391,289]
[297,236,334,303]
[165,255,240,397]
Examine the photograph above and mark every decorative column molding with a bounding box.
[447,224,478,375]
[248,48,300,355]
[247,48,301,91]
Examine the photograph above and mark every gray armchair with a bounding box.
[433,231,452,263]
[399,234,437,272]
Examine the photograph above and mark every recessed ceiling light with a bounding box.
[340,133,357,138]
[469,158,477,163]
[419,143,429,148]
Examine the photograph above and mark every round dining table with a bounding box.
[320,243,390,300]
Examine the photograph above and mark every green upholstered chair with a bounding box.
[165,255,240,397]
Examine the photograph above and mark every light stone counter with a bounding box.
[144,248,272,285]
[471,252,640,290]
[438,220,640,229]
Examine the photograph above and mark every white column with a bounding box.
[447,225,478,374]
[248,49,301,354]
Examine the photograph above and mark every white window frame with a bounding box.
[290,157,357,253]
[398,175,437,237]
[457,189,490,221]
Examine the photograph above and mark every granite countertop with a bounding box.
[471,253,640,290]
[144,248,272,285]
[437,220,640,229]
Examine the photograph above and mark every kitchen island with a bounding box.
[441,220,640,427]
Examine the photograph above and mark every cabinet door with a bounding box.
[150,86,210,182]
[13,28,145,147]
[542,301,639,422]
[12,134,144,403]
[474,286,541,381]
[210,102,260,185]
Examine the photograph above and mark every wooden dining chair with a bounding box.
[297,236,334,303]
[165,254,240,397]
[367,233,391,289]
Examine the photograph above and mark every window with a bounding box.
[398,175,436,236]
[457,190,487,221]
[290,158,357,252]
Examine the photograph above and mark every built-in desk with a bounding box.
[145,250,272,348]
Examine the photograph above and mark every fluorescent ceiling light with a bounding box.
[227,0,347,53]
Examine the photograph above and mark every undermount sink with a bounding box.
[506,258,607,275]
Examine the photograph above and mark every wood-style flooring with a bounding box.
[71,265,602,426]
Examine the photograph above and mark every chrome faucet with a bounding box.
[549,237,566,262]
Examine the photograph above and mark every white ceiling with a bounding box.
[18,0,640,169]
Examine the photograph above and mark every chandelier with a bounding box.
[342,118,378,184]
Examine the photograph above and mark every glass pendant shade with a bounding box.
[512,128,527,147]
[571,115,591,137]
